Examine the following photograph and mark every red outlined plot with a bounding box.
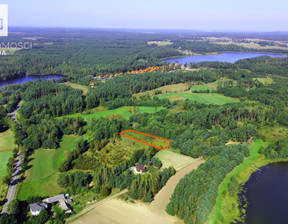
[119,129,170,150]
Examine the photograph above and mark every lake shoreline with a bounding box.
[209,151,288,224]
[0,74,64,88]
[161,52,287,64]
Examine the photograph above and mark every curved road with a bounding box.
[1,100,23,214]
[149,158,205,216]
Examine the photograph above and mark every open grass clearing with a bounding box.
[64,83,90,95]
[155,149,196,170]
[147,41,172,47]
[191,85,216,92]
[0,130,15,152]
[133,83,190,97]
[158,92,238,105]
[0,130,14,196]
[253,77,274,85]
[0,151,13,197]
[17,135,85,200]
[121,130,170,150]
[57,106,165,122]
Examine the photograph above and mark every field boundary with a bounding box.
[119,130,170,150]
[66,189,128,223]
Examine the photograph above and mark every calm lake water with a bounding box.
[0,75,63,88]
[162,52,287,64]
[241,162,288,224]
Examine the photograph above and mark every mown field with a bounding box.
[121,131,170,150]
[57,106,165,121]
[253,77,274,85]
[64,82,90,95]
[191,85,216,92]
[17,135,86,200]
[155,149,196,170]
[158,92,238,105]
[0,130,15,152]
[133,83,189,97]
[0,130,15,199]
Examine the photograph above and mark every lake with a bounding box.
[241,162,288,224]
[0,75,63,88]
[162,52,287,64]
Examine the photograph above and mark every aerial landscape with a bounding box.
[0,0,288,224]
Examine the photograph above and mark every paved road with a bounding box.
[1,153,22,214]
[1,100,23,214]
[8,100,22,123]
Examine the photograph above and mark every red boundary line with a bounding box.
[119,129,170,150]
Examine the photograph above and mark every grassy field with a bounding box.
[191,85,216,92]
[64,83,90,95]
[133,83,189,97]
[155,149,196,170]
[17,135,85,200]
[57,106,165,121]
[121,131,170,150]
[253,77,274,85]
[147,41,172,46]
[0,130,15,199]
[207,140,263,224]
[0,130,15,152]
[158,92,238,105]
[0,151,13,197]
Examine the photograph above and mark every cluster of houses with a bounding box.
[29,194,72,216]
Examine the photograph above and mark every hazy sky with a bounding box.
[1,0,288,31]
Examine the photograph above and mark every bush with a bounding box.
[100,186,111,196]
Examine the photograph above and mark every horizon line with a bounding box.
[7,26,288,34]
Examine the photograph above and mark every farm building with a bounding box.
[29,202,48,216]
[43,194,72,213]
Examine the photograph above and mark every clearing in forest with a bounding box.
[64,82,90,95]
[158,92,238,105]
[253,77,274,85]
[57,106,165,121]
[147,41,173,46]
[17,135,87,200]
[133,83,190,97]
[155,149,196,170]
[119,130,170,150]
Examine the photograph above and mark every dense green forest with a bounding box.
[1,28,287,84]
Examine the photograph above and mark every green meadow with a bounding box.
[17,135,86,200]
[191,85,216,92]
[57,106,165,121]
[0,130,15,198]
[158,92,238,105]
[64,82,90,96]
